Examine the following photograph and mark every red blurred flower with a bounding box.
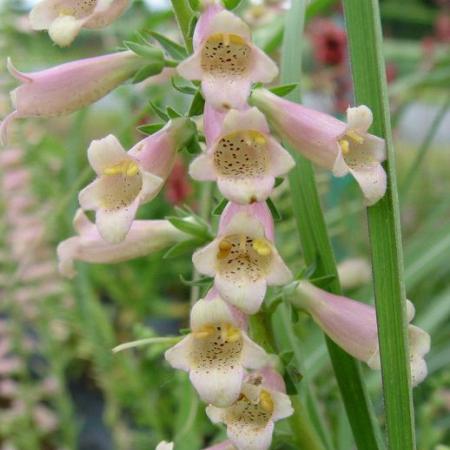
[435,13,450,43]
[165,157,192,205]
[309,18,347,66]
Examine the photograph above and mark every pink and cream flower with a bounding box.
[192,202,292,314]
[251,88,387,206]
[294,281,431,386]
[30,0,130,47]
[78,118,194,243]
[165,290,268,407]
[177,5,278,110]
[1,51,143,143]
[57,209,189,278]
[206,367,293,450]
[190,106,295,204]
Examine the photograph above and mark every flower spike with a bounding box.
[30,0,130,47]
[206,367,293,450]
[177,5,278,110]
[78,118,194,243]
[57,209,189,278]
[1,51,144,144]
[250,88,387,205]
[294,281,430,386]
[165,290,269,407]
[190,107,295,204]
[193,202,292,314]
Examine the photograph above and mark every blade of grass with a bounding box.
[281,1,383,449]
[343,1,415,449]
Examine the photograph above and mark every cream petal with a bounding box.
[266,248,293,285]
[190,366,244,407]
[87,134,129,174]
[217,176,275,205]
[270,391,294,421]
[155,441,174,450]
[207,10,251,41]
[220,211,265,238]
[139,171,164,203]
[267,138,295,177]
[192,240,219,277]
[221,107,270,136]
[176,51,203,80]
[72,208,95,235]
[241,334,269,369]
[249,45,279,83]
[78,178,103,210]
[190,296,236,330]
[349,163,387,206]
[227,421,274,450]
[215,273,267,314]
[346,105,373,133]
[96,198,139,243]
[56,237,79,278]
[164,335,192,372]
[48,15,85,47]
[189,153,217,181]
[205,405,225,424]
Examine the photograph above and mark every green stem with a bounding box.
[343,1,415,449]
[281,1,383,449]
[170,0,194,52]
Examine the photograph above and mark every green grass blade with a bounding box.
[343,1,415,449]
[281,1,383,449]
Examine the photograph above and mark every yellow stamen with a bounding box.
[192,325,215,339]
[346,129,364,144]
[222,323,241,343]
[223,33,230,46]
[260,390,274,413]
[252,238,272,256]
[218,239,232,259]
[339,139,350,155]
[239,234,246,252]
[104,160,139,176]
[209,33,246,46]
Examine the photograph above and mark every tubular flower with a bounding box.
[190,106,295,204]
[78,118,194,243]
[192,202,292,314]
[206,367,293,450]
[1,51,145,143]
[250,88,387,206]
[294,281,431,386]
[30,0,130,47]
[177,5,278,110]
[165,291,269,407]
[57,209,189,278]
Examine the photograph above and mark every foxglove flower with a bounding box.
[251,88,387,205]
[30,0,130,47]
[193,202,292,314]
[78,118,194,243]
[165,290,268,407]
[177,5,278,110]
[294,281,430,386]
[1,51,145,143]
[57,209,189,278]
[206,367,293,450]
[190,106,294,204]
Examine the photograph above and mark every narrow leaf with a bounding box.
[137,123,165,135]
[148,31,187,60]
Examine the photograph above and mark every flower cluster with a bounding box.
[0,1,431,449]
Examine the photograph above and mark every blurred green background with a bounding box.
[0,0,449,449]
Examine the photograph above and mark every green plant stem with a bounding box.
[401,93,450,198]
[170,0,194,52]
[281,1,383,449]
[343,1,415,449]
[249,314,325,450]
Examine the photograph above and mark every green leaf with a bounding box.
[344,1,416,448]
[167,217,211,240]
[148,31,188,60]
[223,0,242,10]
[188,90,205,117]
[171,77,197,95]
[163,239,202,259]
[184,135,202,154]
[212,198,228,215]
[188,0,200,11]
[266,197,282,222]
[166,107,182,118]
[274,176,284,187]
[187,14,199,39]
[269,83,299,97]
[149,102,169,121]
[132,62,165,83]
[124,41,165,60]
[137,123,165,135]
[280,1,384,449]
[179,274,213,287]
